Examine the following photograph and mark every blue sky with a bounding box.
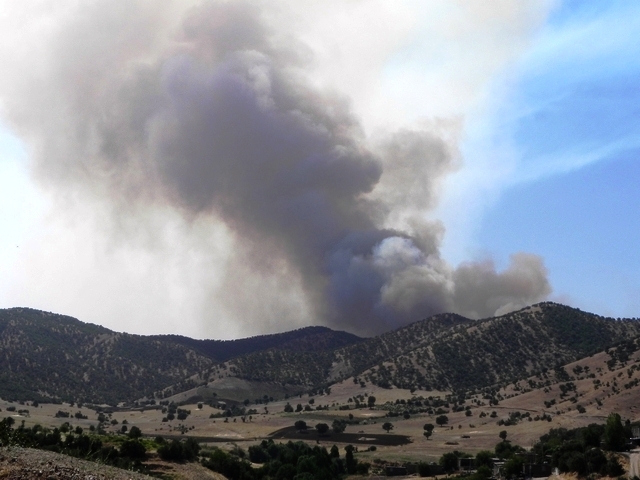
[456,1,640,317]
[0,0,638,336]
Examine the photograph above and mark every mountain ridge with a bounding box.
[152,325,363,363]
[203,302,640,394]
[2,302,640,406]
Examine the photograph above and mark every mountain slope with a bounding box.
[361,302,640,392]
[3,303,639,405]
[154,325,362,363]
[0,308,215,404]
[493,333,640,423]
[210,312,471,388]
[208,303,640,395]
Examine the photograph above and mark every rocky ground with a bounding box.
[0,447,229,480]
[0,446,152,480]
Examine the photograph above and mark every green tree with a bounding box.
[475,450,493,469]
[345,445,356,474]
[158,438,200,462]
[439,452,458,473]
[476,465,492,480]
[606,456,624,476]
[283,403,294,413]
[499,430,508,441]
[332,419,346,434]
[367,396,376,408]
[504,456,524,478]
[417,462,431,477]
[495,440,523,459]
[581,423,604,448]
[436,415,448,426]
[315,423,329,436]
[294,420,307,432]
[382,422,394,433]
[423,423,434,440]
[120,439,146,460]
[276,464,297,479]
[128,425,142,439]
[330,444,339,458]
[603,413,626,451]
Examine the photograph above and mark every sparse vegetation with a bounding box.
[2,303,640,478]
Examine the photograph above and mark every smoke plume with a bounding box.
[1,1,551,335]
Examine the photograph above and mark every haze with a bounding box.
[0,1,638,338]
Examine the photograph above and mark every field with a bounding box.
[2,344,639,471]
[0,388,624,466]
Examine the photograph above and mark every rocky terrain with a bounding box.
[0,446,152,480]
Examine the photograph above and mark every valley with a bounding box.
[2,302,640,478]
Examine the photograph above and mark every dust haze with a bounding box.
[0,1,551,336]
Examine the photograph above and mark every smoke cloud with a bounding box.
[0,1,551,335]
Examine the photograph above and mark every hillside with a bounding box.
[206,303,640,395]
[2,303,640,406]
[208,312,472,389]
[0,308,215,404]
[4,305,640,479]
[489,332,640,424]
[373,302,640,392]
[154,325,362,362]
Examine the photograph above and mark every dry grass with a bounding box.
[2,345,639,465]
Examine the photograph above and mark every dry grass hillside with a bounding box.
[190,303,640,402]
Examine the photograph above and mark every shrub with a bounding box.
[158,438,200,462]
[119,439,146,460]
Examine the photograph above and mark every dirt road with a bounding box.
[629,451,640,479]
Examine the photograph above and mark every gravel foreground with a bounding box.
[0,446,153,480]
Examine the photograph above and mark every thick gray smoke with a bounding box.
[1,1,551,335]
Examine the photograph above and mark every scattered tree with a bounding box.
[436,415,449,426]
[332,419,347,434]
[315,423,329,436]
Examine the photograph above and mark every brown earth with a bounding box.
[2,339,640,470]
[0,447,228,480]
[0,446,152,480]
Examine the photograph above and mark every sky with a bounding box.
[0,0,638,338]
